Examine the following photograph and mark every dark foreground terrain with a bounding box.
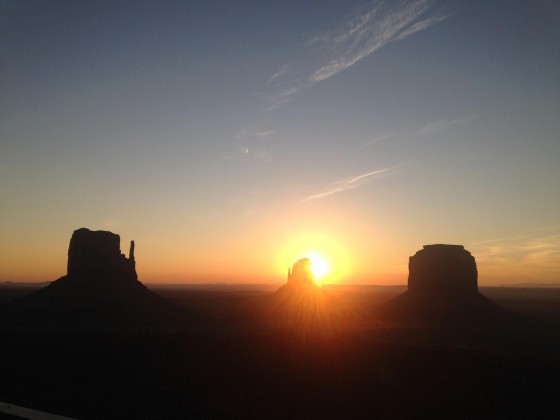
[1,284,559,419]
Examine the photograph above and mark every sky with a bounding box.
[1,0,559,285]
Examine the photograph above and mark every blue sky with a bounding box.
[1,0,559,284]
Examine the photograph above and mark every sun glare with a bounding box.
[276,233,353,285]
[308,252,330,281]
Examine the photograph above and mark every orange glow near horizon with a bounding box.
[276,233,353,284]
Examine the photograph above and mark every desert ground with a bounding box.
[1,283,559,419]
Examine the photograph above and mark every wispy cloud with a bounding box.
[265,86,302,111]
[302,167,395,202]
[309,1,447,84]
[362,131,403,147]
[269,64,291,83]
[226,126,276,163]
[470,228,560,280]
[362,115,473,147]
[234,127,276,140]
[414,117,472,136]
[268,0,448,109]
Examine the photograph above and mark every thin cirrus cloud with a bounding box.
[234,127,276,140]
[268,0,448,109]
[268,65,291,83]
[414,117,473,136]
[362,116,473,147]
[471,228,560,277]
[302,167,395,202]
[228,127,276,162]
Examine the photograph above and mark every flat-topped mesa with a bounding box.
[9,228,177,331]
[67,228,137,282]
[287,258,316,288]
[379,244,508,325]
[408,244,478,295]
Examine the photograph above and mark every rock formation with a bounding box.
[264,257,356,337]
[273,258,319,298]
[408,245,478,295]
[286,258,317,288]
[67,228,137,283]
[380,244,508,324]
[6,228,174,331]
[39,227,156,297]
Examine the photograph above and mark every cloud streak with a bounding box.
[414,117,472,136]
[303,167,394,202]
[362,115,474,147]
[268,0,447,109]
[221,126,276,163]
[309,1,447,84]
[268,65,291,83]
[471,228,560,280]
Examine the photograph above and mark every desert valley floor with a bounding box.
[1,283,559,419]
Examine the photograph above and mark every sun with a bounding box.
[308,252,330,281]
[276,233,353,285]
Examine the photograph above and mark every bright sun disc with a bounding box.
[276,233,353,284]
[308,252,330,280]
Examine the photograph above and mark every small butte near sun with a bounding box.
[307,252,330,285]
[276,234,353,286]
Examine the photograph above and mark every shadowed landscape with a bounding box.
[1,229,559,418]
[2,1,559,418]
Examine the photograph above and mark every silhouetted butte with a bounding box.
[264,258,356,337]
[4,228,175,331]
[286,258,319,289]
[381,244,508,324]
